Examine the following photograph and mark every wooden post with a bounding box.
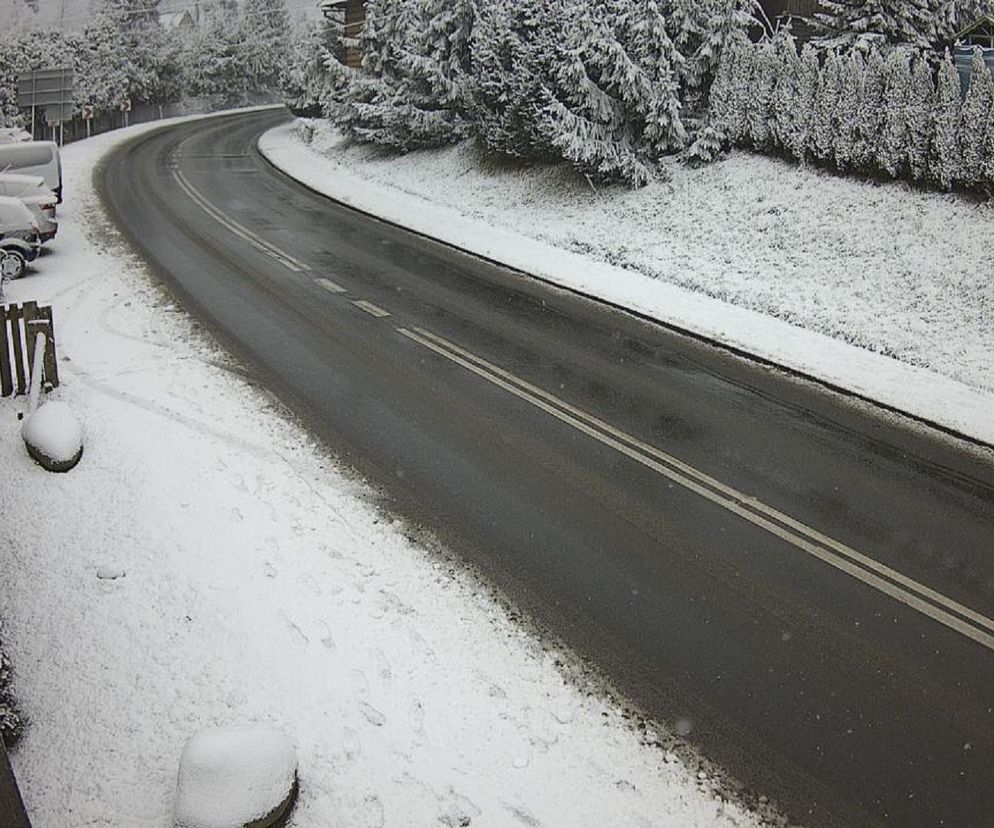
[7,304,25,395]
[0,304,11,397]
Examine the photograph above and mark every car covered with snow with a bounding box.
[0,140,62,203]
[0,195,41,279]
[0,174,58,242]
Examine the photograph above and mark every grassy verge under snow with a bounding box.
[263,120,994,446]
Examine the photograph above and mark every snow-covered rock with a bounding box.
[21,400,83,473]
[174,726,297,828]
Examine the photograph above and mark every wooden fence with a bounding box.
[0,302,59,398]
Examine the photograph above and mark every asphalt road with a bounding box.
[100,109,994,828]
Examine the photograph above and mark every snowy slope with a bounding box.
[259,120,994,447]
[0,112,773,827]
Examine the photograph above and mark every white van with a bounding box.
[0,141,62,203]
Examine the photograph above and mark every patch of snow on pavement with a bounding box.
[0,112,770,827]
[259,120,994,446]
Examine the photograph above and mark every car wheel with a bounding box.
[1,250,26,280]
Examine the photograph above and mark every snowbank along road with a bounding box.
[100,109,994,828]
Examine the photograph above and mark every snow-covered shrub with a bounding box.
[876,49,912,178]
[832,50,864,168]
[927,53,962,189]
[906,52,934,179]
[694,29,994,193]
[959,48,994,188]
[768,31,800,152]
[790,44,820,162]
[745,36,778,150]
[0,629,22,747]
[811,49,841,163]
[853,47,886,169]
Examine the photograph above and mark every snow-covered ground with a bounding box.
[0,114,775,826]
[260,121,994,447]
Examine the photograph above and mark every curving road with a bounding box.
[100,109,994,828]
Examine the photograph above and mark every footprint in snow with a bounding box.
[439,790,481,827]
[284,617,309,646]
[262,561,278,579]
[317,620,336,651]
[358,701,385,727]
[361,794,385,828]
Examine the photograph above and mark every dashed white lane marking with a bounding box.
[397,325,994,654]
[173,168,311,272]
[352,300,391,318]
[316,278,347,294]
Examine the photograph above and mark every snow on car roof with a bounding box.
[0,194,37,225]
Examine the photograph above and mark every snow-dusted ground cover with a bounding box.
[260,121,994,446]
[0,114,773,826]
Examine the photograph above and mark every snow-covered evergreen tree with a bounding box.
[745,38,778,149]
[684,28,741,163]
[905,53,934,180]
[88,0,172,104]
[541,0,686,186]
[875,49,911,177]
[329,0,421,149]
[853,46,885,169]
[181,5,251,104]
[958,48,994,187]
[980,90,994,189]
[833,50,864,168]
[674,0,759,114]
[241,0,292,96]
[392,0,477,147]
[927,52,962,189]
[811,50,842,162]
[282,20,343,117]
[789,44,820,161]
[470,0,565,159]
[769,33,800,152]
[725,36,755,146]
[812,0,958,54]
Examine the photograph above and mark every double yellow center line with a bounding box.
[399,326,994,654]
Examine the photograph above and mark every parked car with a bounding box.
[0,174,57,241]
[0,140,62,203]
[0,196,41,279]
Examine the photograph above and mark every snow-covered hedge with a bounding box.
[696,34,994,192]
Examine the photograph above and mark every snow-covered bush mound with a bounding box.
[21,401,83,473]
[174,726,297,828]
